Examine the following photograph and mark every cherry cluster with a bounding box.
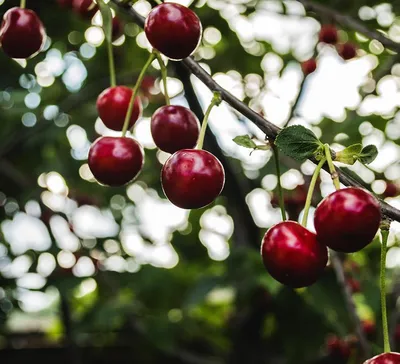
[301,24,358,76]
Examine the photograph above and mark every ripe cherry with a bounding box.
[347,278,361,293]
[96,86,142,131]
[362,319,376,339]
[112,17,124,41]
[301,58,317,75]
[326,335,351,360]
[338,42,357,60]
[261,221,328,288]
[161,149,225,209]
[0,7,46,59]
[384,182,399,198]
[144,3,202,60]
[319,24,338,44]
[72,0,98,19]
[88,136,144,187]
[364,353,400,363]
[314,187,381,253]
[151,105,200,154]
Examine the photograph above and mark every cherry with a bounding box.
[364,353,400,364]
[326,335,351,360]
[151,105,200,154]
[57,0,73,8]
[144,3,202,60]
[301,58,317,75]
[362,319,376,339]
[161,149,225,209]
[96,86,142,131]
[347,278,361,293]
[338,42,357,60]
[314,187,381,253]
[319,25,338,44]
[72,0,98,19]
[88,136,144,187]
[383,182,399,198]
[0,7,46,59]
[112,17,124,41]
[261,221,328,288]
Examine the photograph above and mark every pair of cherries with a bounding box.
[88,3,225,210]
[261,186,381,288]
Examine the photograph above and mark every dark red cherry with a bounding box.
[0,7,46,59]
[144,3,202,60]
[364,353,400,363]
[151,105,200,154]
[57,0,73,8]
[301,58,317,75]
[161,149,225,209]
[261,221,328,288]
[326,335,351,360]
[88,136,144,187]
[319,25,338,44]
[383,182,399,198]
[362,319,376,339]
[347,278,361,293]
[112,17,124,41]
[72,0,98,19]
[338,42,357,60]
[96,86,142,131]
[314,187,381,253]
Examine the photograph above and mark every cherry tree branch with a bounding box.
[111,0,400,224]
[297,0,400,53]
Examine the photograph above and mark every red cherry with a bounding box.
[0,7,46,59]
[347,278,361,293]
[362,319,376,339]
[112,17,124,41]
[161,149,225,209]
[338,42,357,60]
[96,86,142,131]
[88,136,144,187]
[57,0,73,8]
[72,0,98,19]
[301,58,317,75]
[319,25,338,44]
[151,105,200,153]
[261,221,328,288]
[364,353,400,363]
[384,182,399,198]
[314,187,381,253]
[326,335,351,360]
[144,3,202,60]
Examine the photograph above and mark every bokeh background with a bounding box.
[1,0,400,363]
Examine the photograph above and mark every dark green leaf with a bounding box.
[275,125,323,161]
[233,135,257,149]
[97,0,113,43]
[335,143,362,165]
[359,145,378,164]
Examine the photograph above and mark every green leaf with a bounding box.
[335,143,362,165]
[359,145,378,164]
[97,0,113,43]
[275,125,323,162]
[233,135,257,149]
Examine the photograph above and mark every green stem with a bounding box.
[154,0,162,4]
[324,143,340,191]
[301,158,326,227]
[271,144,286,221]
[121,52,156,137]
[155,52,170,105]
[20,0,26,8]
[196,92,222,150]
[380,222,391,353]
[107,38,116,88]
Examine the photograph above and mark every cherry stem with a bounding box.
[301,157,326,227]
[271,144,286,221]
[380,220,391,353]
[121,52,156,137]
[20,0,26,8]
[107,37,116,88]
[155,51,170,105]
[154,0,162,4]
[324,143,340,191]
[196,92,222,150]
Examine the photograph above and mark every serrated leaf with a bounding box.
[233,135,257,149]
[359,145,378,164]
[275,125,323,162]
[335,143,362,165]
[97,0,113,43]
